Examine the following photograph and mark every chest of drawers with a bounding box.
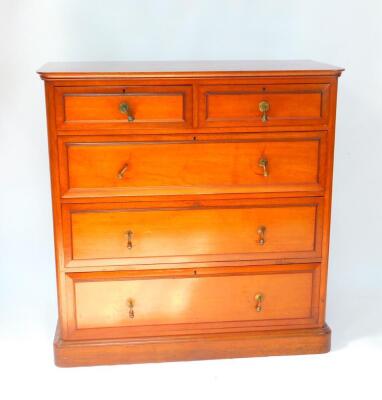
[38,60,343,367]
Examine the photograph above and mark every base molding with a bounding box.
[54,324,331,367]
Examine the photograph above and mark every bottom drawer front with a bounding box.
[66,265,319,339]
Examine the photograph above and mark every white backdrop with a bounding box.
[0,1,381,399]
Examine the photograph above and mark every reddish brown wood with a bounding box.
[64,263,320,340]
[55,85,193,130]
[37,60,343,80]
[38,60,342,367]
[54,323,331,367]
[62,198,323,268]
[198,83,330,128]
[59,133,326,198]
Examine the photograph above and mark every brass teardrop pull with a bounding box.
[126,230,133,250]
[119,102,135,122]
[128,298,135,319]
[255,293,264,312]
[257,225,266,246]
[259,101,270,122]
[258,157,269,177]
[117,163,129,179]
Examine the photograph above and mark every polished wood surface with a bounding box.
[54,324,331,367]
[55,85,192,130]
[60,135,325,198]
[199,83,329,128]
[67,200,321,266]
[38,60,342,366]
[38,60,343,80]
[66,264,318,340]
[75,273,313,328]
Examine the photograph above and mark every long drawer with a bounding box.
[198,83,330,128]
[59,134,326,198]
[62,198,323,268]
[65,264,320,339]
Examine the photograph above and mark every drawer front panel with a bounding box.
[66,264,319,339]
[199,83,329,128]
[55,85,193,130]
[60,135,325,198]
[63,199,323,267]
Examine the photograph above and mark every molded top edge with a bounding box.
[37,60,344,80]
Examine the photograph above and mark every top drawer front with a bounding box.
[199,83,330,128]
[55,85,193,130]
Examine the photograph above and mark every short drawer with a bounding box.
[65,264,320,339]
[59,134,326,198]
[198,83,330,128]
[63,198,323,268]
[55,85,193,130]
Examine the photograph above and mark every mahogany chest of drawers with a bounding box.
[38,60,343,367]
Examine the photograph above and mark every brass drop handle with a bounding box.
[128,298,135,319]
[117,163,129,179]
[119,102,135,122]
[255,293,264,312]
[258,157,269,177]
[257,225,266,245]
[259,101,270,122]
[126,230,133,250]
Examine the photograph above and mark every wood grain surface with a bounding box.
[38,60,342,366]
